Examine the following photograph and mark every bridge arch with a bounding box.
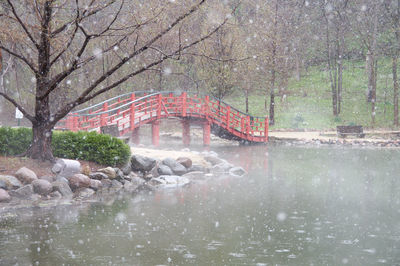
[56,91,268,146]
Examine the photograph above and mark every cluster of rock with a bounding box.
[0,150,246,206]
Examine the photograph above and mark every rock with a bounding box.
[129,174,145,187]
[162,158,187,176]
[55,176,69,184]
[81,165,91,176]
[121,162,132,175]
[157,175,190,186]
[15,167,38,184]
[204,155,223,166]
[188,164,208,173]
[183,171,207,180]
[89,179,102,191]
[52,159,81,178]
[74,188,95,199]
[211,161,234,173]
[176,157,192,168]
[229,166,247,177]
[89,172,109,180]
[49,191,62,199]
[131,155,156,173]
[98,167,117,179]
[148,178,167,186]
[150,164,173,178]
[52,181,73,198]
[32,179,53,196]
[9,184,34,199]
[0,189,11,203]
[101,179,113,188]
[113,168,125,180]
[123,181,138,192]
[68,174,91,191]
[39,175,55,183]
[0,179,7,190]
[0,175,23,190]
[111,180,123,190]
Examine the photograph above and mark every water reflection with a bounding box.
[1,145,400,265]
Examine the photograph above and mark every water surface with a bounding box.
[1,144,399,265]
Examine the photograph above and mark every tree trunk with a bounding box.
[25,122,55,161]
[269,86,275,126]
[245,89,249,113]
[269,0,278,126]
[394,56,399,126]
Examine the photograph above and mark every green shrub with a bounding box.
[0,127,130,167]
[0,127,32,155]
[52,131,131,167]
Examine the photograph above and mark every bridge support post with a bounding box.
[203,120,210,146]
[152,120,160,146]
[182,120,191,146]
[131,128,140,145]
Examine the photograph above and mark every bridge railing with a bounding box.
[56,91,268,142]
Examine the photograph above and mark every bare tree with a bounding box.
[0,0,231,161]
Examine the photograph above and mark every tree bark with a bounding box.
[25,121,55,161]
[394,56,399,126]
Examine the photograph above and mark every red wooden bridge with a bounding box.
[56,91,268,146]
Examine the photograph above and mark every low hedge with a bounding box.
[0,127,131,167]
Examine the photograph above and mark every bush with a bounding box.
[0,127,131,167]
[0,127,32,155]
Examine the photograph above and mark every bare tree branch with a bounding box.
[6,0,40,49]
[0,45,38,74]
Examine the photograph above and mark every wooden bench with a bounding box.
[337,125,365,138]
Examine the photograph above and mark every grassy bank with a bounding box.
[226,58,399,130]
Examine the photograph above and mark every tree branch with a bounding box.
[0,92,35,122]
[0,45,38,74]
[6,0,40,49]
[55,6,231,120]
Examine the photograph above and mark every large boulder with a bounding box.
[15,167,37,184]
[130,155,156,173]
[162,158,186,176]
[176,157,192,169]
[98,167,117,179]
[52,180,73,198]
[32,179,53,196]
[52,159,81,179]
[9,184,34,199]
[0,188,11,202]
[68,174,91,191]
[0,175,23,190]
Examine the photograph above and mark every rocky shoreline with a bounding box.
[269,136,400,148]
[0,149,246,211]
